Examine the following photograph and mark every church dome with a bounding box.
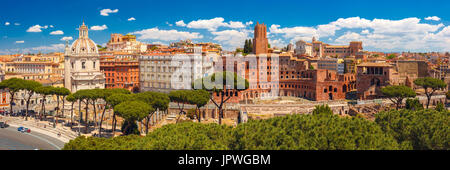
[69,22,98,55]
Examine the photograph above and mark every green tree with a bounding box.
[169,90,192,123]
[381,85,416,110]
[243,39,249,53]
[95,89,129,137]
[21,80,42,120]
[35,86,55,120]
[73,89,94,133]
[88,89,103,131]
[435,102,445,112]
[114,101,153,135]
[0,78,26,115]
[312,105,333,115]
[414,77,447,108]
[54,87,70,117]
[106,93,133,136]
[232,112,400,150]
[66,94,77,129]
[309,65,314,70]
[188,90,210,122]
[375,109,449,150]
[134,91,169,134]
[405,98,424,111]
[193,71,249,124]
[248,39,253,53]
[386,54,397,60]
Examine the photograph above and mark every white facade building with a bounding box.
[64,22,105,92]
[295,40,313,56]
[139,47,214,93]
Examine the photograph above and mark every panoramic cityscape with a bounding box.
[0,0,448,157]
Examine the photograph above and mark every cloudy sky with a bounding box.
[0,0,449,54]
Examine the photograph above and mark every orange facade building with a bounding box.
[100,53,140,92]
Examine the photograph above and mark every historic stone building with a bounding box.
[64,22,105,92]
[295,40,313,56]
[217,22,355,102]
[253,22,268,55]
[356,62,400,100]
[295,37,363,58]
[106,33,147,53]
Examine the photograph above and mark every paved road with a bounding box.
[0,126,65,150]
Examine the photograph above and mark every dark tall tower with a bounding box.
[253,22,268,55]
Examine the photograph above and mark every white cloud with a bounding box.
[5,22,10,26]
[15,41,24,44]
[50,30,64,35]
[26,25,47,32]
[14,23,20,26]
[90,25,108,31]
[176,20,186,27]
[184,17,246,31]
[245,21,253,26]
[270,16,448,51]
[211,30,248,49]
[151,41,167,45]
[269,24,319,40]
[49,25,54,28]
[131,28,203,41]
[61,36,73,41]
[128,17,136,21]
[31,44,65,51]
[425,16,441,21]
[269,38,286,48]
[361,29,370,34]
[100,9,119,16]
[165,21,173,26]
[334,32,363,44]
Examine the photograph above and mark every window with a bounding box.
[82,62,86,69]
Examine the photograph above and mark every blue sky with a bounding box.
[0,0,449,54]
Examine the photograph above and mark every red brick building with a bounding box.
[212,22,355,103]
[100,53,140,92]
[356,62,399,100]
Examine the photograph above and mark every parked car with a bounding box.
[17,126,30,133]
[0,122,8,128]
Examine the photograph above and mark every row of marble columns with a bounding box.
[139,109,167,134]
